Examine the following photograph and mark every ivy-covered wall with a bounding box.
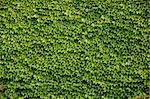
[0,0,149,98]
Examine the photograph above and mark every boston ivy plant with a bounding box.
[0,0,149,98]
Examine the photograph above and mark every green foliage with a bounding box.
[0,0,149,98]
